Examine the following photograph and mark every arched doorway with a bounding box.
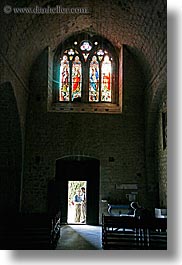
[53,156,100,225]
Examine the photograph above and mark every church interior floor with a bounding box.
[56,224,103,250]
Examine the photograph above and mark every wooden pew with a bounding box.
[142,218,167,250]
[102,214,167,250]
[50,211,61,249]
[102,215,140,249]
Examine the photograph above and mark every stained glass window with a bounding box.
[80,41,92,51]
[72,56,82,101]
[59,52,82,102]
[101,55,112,102]
[57,34,117,105]
[89,56,99,102]
[59,55,70,101]
[97,49,104,62]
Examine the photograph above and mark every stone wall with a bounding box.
[0,0,167,217]
[22,46,147,218]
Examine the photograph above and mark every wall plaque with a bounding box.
[115,184,138,190]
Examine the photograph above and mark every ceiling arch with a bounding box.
[0,0,166,92]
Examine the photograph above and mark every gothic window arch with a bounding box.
[51,33,122,113]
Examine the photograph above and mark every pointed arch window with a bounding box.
[52,33,122,113]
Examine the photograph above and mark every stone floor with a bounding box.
[56,224,103,250]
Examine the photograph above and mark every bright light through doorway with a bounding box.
[67,181,87,224]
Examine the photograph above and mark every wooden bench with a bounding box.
[102,215,140,249]
[143,217,167,250]
[50,211,61,249]
[102,214,167,250]
[107,204,130,216]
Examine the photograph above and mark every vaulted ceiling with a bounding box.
[0,0,166,95]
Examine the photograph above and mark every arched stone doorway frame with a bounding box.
[49,155,100,225]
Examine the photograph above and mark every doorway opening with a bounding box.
[54,157,100,225]
[67,181,87,224]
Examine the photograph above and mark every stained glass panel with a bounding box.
[101,55,112,102]
[97,49,104,62]
[59,55,70,101]
[68,49,74,55]
[72,56,82,101]
[82,53,89,62]
[89,56,99,102]
[58,38,115,104]
[80,41,92,51]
